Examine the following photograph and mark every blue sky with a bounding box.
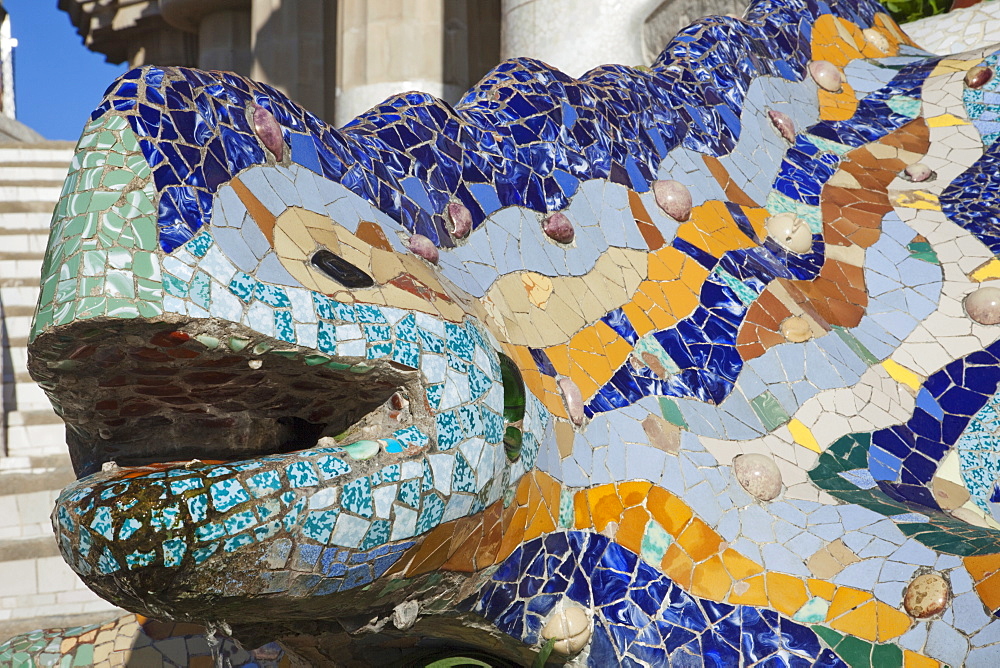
[7,1,127,140]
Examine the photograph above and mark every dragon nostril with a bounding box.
[310,249,376,288]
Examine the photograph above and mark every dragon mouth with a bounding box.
[28,319,425,478]
[30,318,453,624]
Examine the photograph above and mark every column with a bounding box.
[159,0,251,73]
[251,0,337,123]
[500,0,662,77]
[335,0,448,127]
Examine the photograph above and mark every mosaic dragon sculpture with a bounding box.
[6,0,1000,665]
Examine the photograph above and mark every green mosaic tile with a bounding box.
[81,151,106,169]
[80,276,104,297]
[907,241,940,264]
[88,190,122,212]
[750,390,790,431]
[132,252,159,279]
[31,117,163,342]
[106,271,136,299]
[639,519,672,565]
[106,298,141,319]
[659,397,687,428]
[831,326,879,366]
[886,95,921,118]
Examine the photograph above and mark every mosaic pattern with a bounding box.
[9,0,1000,665]
[0,615,289,668]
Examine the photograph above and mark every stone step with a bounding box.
[0,270,40,289]
[2,304,37,318]
[0,555,124,640]
[0,166,70,182]
[1,313,35,341]
[0,453,70,473]
[0,183,62,202]
[6,345,36,377]
[6,409,62,429]
[3,345,35,381]
[0,535,61,562]
[0,484,60,541]
[0,458,73,497]
[0,610,126,646]
[0,212,55,231]
[5,381,54,411]
[4,423,68,464]
[0,201,59,215]
[0,252,43,265]
[0,144,74,164]
[0,286,42,310]
[0,232,50,255]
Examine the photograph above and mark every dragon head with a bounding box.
[31,66,551,633]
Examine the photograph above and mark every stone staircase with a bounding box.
[0,142,123,641]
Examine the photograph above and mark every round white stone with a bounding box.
[541,603,592,655]
[809,60,842,92]
[765,212,812,254]
[652,179,692,222]
[780,315,812,343]
[862,28,889,53]
[965,286,1000,325]
[733,453,782,501]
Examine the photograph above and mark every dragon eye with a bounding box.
[310,249,375,288]
[497,352,526,462]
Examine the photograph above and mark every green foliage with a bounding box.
[424,658,494,668]
[881,0,949,24]
[531,639,558,668]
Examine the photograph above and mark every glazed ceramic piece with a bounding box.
[540,603,592,655]
[252,104,283,161]
[862,27,890,53]
[407,233,439,263]
[446,202,473,239]
[779,315,813,343]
